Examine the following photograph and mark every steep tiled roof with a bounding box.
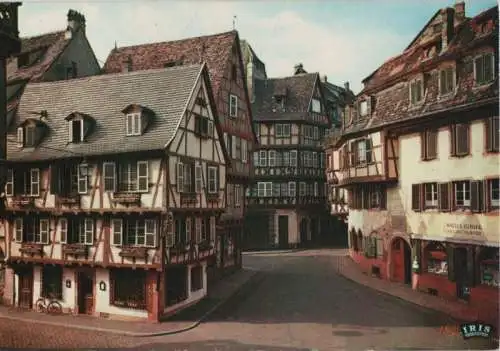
[253,73,319,121]
[8,64,204,162]
[7,30,71,83]
[339,5,499,139]
[103,31,237,98]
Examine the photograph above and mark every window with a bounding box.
[311,98,321,113]
[439,67,455,95]
[12,168,40,197]
[268,150,276,167]
[241,140,248,163]
[200,217,210,242]
[272,183,280,197]
[280,183,288,196]
[410,79,423,104]
[174,217,191,244]
[312,152,318,168]
[489,179,499,209]
[234,185,241,207]
[5,169,13,196]
[229,94,238,117]
[117,219,156,247]
[195,164,202,193]
[485,117,499,152]
[276,124,291,138]
[41,265,62,300]
[257,182,272,197]
[421,129,438,160]
[54,218,92,244]
[454,181,471,209]
[224,133,233,158]
[25,125,36,147]
[191,265,203,292]
[259,150,267,167]
[424,183,438,208]
[474,53,494,85]
[14,217,49,244]
[235,136,241,159]
[126,113,141,136]
[450,123,469,156]
[288,182,296,197]
[194,116,213,138]
[314,182,319,197]
[355,140,368,164]
[50,163,88,196]
[69,119,84,143]
[253,151,259,167]
[290,150,297,166]
[299,182,306,196]
[111,268,146,309]
[425,242,448,276]
[359,100,368,116]
[207,166,218,194]
[103,162,116,192]
[119,161,149,192]
[59,218,68,243]
[80,218,94,245]
[370,189,380,208]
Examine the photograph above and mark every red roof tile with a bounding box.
[103,31,237,98]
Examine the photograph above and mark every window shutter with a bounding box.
[493,117,499,152]
[14,218,23,242]
[210,216,215,241]
[50,164,60,194]
[77,165,88,194]
[438,182,451,211]
[242,140,248,163]
[411,184,422,211]
[137,161,148,192]
[60,218,67,244]
[450,125,457,156]
[185,217,192,243]
[166,215,174,247]
[420,132,426,160]
[84,219,94,245]
[111,219,122,246]
[68,121,73,142]
[470,180,483,213]
[17,127,23,146]
[349,142,355,166]
[30,168,40,196]
[427,130,437,159]
[176,163,184,193]
[195,218,201,243]
[447,246,455,282]
[456,124,469,155]
[231,135,237,158]
[365,139,372,163]
[483,179,490,212]
[40,219,49,244]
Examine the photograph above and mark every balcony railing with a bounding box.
[254,167,325,178]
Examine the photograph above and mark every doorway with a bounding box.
[299,219,308,246]
[17,268,33,309]
[454,247,469,301]
[77,271,94,314]
[391,238,412,285]
[278,215,289,248]
[310,218,318,245]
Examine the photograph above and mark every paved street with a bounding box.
[0,249,496,350]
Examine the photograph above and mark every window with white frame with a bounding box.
[314,182,318,197]
[439,67,455,95]
[195,164,203,193]
[174,217,191,245]
[272,183,280,197]
[5,169,13,196]
[253,151,259,167]
[288,182,296,197]
[103,162,116,192]
[257,182,272,197]
[474,53,494,86]
[111,218,156,247]
[312,152,318,168]
[489,179,499,209]
[126,113,141,136]
[241,139,248,163]
[299,182,306,196]
[118,161,149,192]
[57,218,93,245]
[68,119,84,143]
[280,183,288,196]
[234,185,242,207]
[207,166,218,194]
[259,150,267,166]
[276,124,291,138]
[313,126,319,140]
[311,98,321,113]
[229,94,238,117]
[12,168,40,196]
[359,100,368,116]
[59,218,68,243]
[424,183,438,208]
[290,150,297,166]
[177,162,192,193]
[13,217,50,244]
[356,140,367,163]
[410,79,423,104]
[454,181,471,209]
[268,150,276,166]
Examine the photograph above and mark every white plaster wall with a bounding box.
[272,210,299,244]
[400,120,499,245]
[94,268,148,318]
[31,266,75,311]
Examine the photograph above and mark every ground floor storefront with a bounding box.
[2,261,209,322]
[349,233,499,327]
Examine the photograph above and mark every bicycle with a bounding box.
[35,294,63,315]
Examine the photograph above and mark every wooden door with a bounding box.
[278,216,289,248]
[391,240,404,283]
[77,272,94,314]
[18,269,33,309]
[454,247,470,301]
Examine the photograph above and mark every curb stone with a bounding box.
[0,270,260,338]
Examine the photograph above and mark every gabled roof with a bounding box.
[253,73,320,121]
[103,31,238,97]
[7,30,71,83]
[7,64,206,162]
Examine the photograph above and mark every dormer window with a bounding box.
[16,119,47,148]
[359,100,368,116]
[409,78,423,105]
[311,98,321,113]
[69,119,84,143]
[274,95,286,109]
[126,113,141,136]
[66,112,95,143]
[474,53,494,86]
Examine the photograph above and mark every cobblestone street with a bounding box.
[0,250,497,350]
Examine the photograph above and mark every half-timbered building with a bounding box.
[0,8,101,302]
[1,63,230,321]
[326,2,498,326]
[102,30,256,279]
[245,65,330,248]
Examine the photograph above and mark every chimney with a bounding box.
[440,8,455,51]
[65,9,86,38]
[344,81,350,91]
[322,75,328,83]
[294,63,306,75]
[122,55,133,73]
[454,1,465,24]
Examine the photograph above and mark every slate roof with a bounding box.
[7,64,204,162]
[7,30,71,83]
[103,31,237,98]
[338,5,499,139]
[252,73,319,121]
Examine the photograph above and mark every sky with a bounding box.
[17,0,498,94]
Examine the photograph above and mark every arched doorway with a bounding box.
[391,237,412,284]
[299,218,308,246]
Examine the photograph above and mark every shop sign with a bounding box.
[443,223,483,236]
